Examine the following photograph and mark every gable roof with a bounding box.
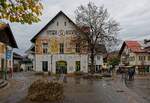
[119,41,146,55]
[25,45,35,54]
[31,11,78,43]
[0,23,18,48]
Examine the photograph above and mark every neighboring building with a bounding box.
[13,52,23,72]
[20,56,33,71]
[119,40,150,68]
[94,44,107,72]
[25,45,35,71]
[30,11,105,74]
[0,23,18,78]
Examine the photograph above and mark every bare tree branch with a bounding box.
[74,2,120,73]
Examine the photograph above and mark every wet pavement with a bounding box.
[125,75,150,102]
[0,72,41,103]
[63,77,149,103]
[0,72,149,103]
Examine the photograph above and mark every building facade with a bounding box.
[119,41,150,67]
[0,43,13,72]
[30,11,107,74]
[31,11,90,73]
[0,23,18,78]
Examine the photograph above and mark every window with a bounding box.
[129,56,135,61]
[139,56,145,61]
[66,30,75,35]
[47,30,57,35]
[96,65,101,72]
[148,56,150,61]
[57,22,59,26]
[60,43,64,54]
[97,55,101,60]
[75,44,80,53]
[64,22,66,26]
[42,43,48,54]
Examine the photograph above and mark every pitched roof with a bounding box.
[119,40,147,55]
[31,11,78,43]
[0,23,18,48]
[25,45,35,54]
[125,41,144,52]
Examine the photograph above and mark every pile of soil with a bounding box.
[27,79,64,102]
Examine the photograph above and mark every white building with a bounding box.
[30,11,105,74]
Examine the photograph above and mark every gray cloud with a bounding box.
[6,0,150,54]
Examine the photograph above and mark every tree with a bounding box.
[0,0,43,24]
[108,57,120,67]
[74,2,120,73]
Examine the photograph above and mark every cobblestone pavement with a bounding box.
[0,72,149,103]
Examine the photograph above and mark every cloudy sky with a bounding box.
[6,0,150,54]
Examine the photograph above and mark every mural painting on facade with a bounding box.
[50,37,59,54]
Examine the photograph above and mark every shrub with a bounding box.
[27,79,64,102]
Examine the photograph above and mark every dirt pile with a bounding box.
[27,79,64,102]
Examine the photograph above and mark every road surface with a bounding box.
[0,72,149,103]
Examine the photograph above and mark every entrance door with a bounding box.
[42,61,48,72]
[75,61,80,72]
[56,61,67,74]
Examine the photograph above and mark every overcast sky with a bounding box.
[6,0,150,54]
